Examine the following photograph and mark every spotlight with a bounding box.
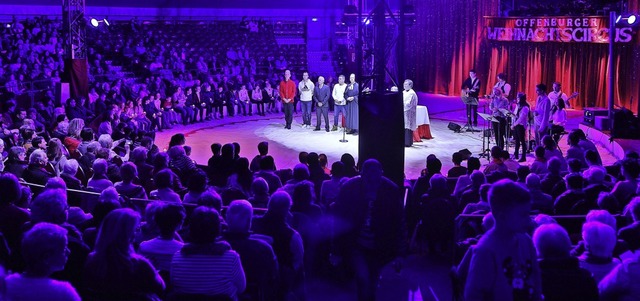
[364,19,371,25]
[5,24,11,28]
[614,14,639,27]
[90,18,110,27]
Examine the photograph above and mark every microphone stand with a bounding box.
[339,124,348,143]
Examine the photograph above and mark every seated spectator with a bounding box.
[209,143,236,187]
[459,171,487,212]
[26,135,46,159]
[565,130,587,168]
[139,203,185,273]
[501,150,520,173]
[22,149,55,187]
[419,174,456,253]
[541,157,564,198]
[578,222,620,283]
[87,158,114,191]
[282,163,314,198]
[78,141,100,174]
[27,189,89,287]
[542,135,568,172]
[341,153,359,178]
[131,146,154,190]
[413,155,443,201]
[567,158,584,176]
[530,146,549,175]
[248,177,270,208]
[152,153,184,193]
[60,159,82,190]
[77,128,94,156]
[599,240,640,300]
[447,152,468,178]
[610,158,639,207]
[171,206,246,299]
[254,155,283,194]
[114,162,147,199]
[252,191,305,297]
[319,153,331,175]
[618,197,640,251]
[515,165,530,187]
[319,161,346,209]
[82,188,122,249]
[223,200,278,300]
[4,223,81,301]
[462,184,492,214]
[227,157,254,198]
[527,173,554,214]
[554,173,587,215]
[0,173,31,256]
[168,145,196,182]
[249,141,269,172]
[575,129,602,165]
[483,146,508,175]
[183,170,219,204]
[307,152,330,198]
[585,149,605,173]
[465,180,541,300]
[83,208,165,299]
[533,223,598,301]
[453,157,481,199]
[582,167,610,207]
[150,169,182,203]
[5,146,28,178]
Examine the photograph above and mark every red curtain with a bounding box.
[65,58,89,100]
[407,0,640,113]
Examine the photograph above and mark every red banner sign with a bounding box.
[484,16,635,43]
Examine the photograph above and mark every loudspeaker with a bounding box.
[448,122,462,133]
[458,148,472,160]
[359,92,404,187]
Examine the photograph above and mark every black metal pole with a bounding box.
[374,1,386,92]
[397,0,406,83]
[608,11,616,133]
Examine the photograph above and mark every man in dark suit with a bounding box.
[313,76,331,132]
[22,149,54,186]
[184,86,198,124]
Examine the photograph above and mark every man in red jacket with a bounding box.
[279,70,296,129]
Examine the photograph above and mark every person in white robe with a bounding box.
[403,79,418,147]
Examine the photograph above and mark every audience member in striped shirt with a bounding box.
[170,206,246,300]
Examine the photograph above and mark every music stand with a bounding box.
[499,108,514,154]
[477,112,499,160]
[461,96,480,132]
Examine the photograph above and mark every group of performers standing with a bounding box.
[278,70,360,134]
[462,71,573,162]
[277,69,423,150]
